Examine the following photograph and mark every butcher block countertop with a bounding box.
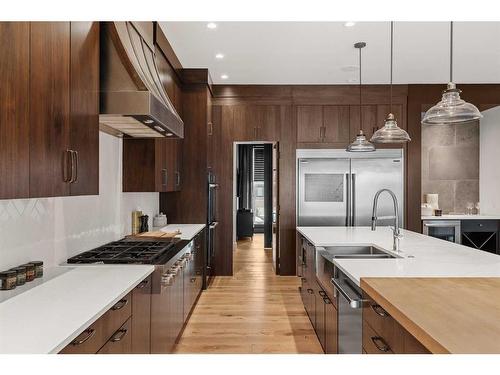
[360,277,500,354]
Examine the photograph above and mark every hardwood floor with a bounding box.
[174,234,323,354]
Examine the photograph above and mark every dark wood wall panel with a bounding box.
[0,22,30,199]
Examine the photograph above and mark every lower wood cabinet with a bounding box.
[97,318,133,354]
[131,276,152,354]
[362,292,430,354]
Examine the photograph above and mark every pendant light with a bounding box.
[371,22,411,143]
[347,42,376,152]
[421,22,482,125]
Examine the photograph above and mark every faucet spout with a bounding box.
[371,189,402,252]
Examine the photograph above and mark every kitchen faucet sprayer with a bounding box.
[371,188,402,252]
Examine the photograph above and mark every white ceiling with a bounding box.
[160,21,500,85]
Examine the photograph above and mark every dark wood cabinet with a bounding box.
[0,22,30,199]
[29,22,71,198]
[68,22,100,196]
[131,276,152,354]
[323,106,350,144]
[97,318,133,354]
[297,105,350,146]
[297,105,323,143]
[324,295,338,354]
[0,22,99,200]
[123,138,182,193]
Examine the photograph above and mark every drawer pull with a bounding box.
[71,328,95,346]
[371,336,390,352]
[110,328,128,343]
[190,278,196,283]
[323,297,332,304]
[371,304,389,317]
[318,290,326,297]
[111,299,128,311]
[301,277,307,282]
[136,280,149,289]
[307,289,314,294]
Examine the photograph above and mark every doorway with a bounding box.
[233,142,279,273]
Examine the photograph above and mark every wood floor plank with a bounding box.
[174,235,323,354]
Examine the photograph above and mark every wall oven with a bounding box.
[206,172,218,287]
[422,220,461,244]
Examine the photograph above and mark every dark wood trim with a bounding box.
[154,22,183,73]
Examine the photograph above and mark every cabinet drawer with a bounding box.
[97,317,132,354]
[59,292,132,354]
[362,320,394,354]
[462,220,499,232]
[362,293,403,352]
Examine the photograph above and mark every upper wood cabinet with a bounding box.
[297,105,350,145]
[123,138,182,193]
[0,22,30,199]
[0,22,99,199]
[232,105,280,141]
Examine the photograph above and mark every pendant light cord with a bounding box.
[390,21,394,114]
[359,44,362,129]
[450,21,453,83]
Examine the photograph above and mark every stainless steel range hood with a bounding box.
[99,22,184,138]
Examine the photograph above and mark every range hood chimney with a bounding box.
[99,22,184,138]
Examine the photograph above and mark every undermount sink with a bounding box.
[319,245,397,259]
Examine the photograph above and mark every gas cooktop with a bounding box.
[67,238,185,265]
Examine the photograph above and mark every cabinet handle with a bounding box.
[323,297,332,305]
[307,288,314,294]
[208,122,213,136]
[190,278,196,283]
[73,150,78,182]
[71,328,95,346]
[301,277,306,282]
[371,336,390,352]
[63,150,72,182]
[111,298,128,311]
[136,279,149,289]
[371,304,389,317]
[318,290,326,297]
[110,328,128,343]
[162,169,167,186]
[175,171,181,186]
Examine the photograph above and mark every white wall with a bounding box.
[0,132,159,270]
[480,106,500,214]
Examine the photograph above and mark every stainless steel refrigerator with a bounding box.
[297,149,404,227]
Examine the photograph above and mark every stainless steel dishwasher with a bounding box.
[331,269,367,354]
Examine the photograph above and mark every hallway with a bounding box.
[174,235,323,353]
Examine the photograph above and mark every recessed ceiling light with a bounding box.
[221,74,229,80]
[207,22,217,29]
[143,119,154,124]
[215,53,224,59]
[344,22,356,27]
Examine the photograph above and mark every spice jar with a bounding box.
[11,266,27,286]
[32,261,44,278]
[22,263,36,282]
[0,270,17,290]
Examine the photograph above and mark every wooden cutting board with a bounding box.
[127,230,181,240]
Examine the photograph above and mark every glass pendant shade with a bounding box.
[346,130,375,152]
[421,83,483,125]
[371,113,411,143]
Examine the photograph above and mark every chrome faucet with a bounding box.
[371,189,402,252]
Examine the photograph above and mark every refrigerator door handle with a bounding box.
[351,173,356,226]
[345,173,351,226]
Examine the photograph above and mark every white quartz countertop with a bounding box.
[421,214,500,220]
[157,223,205,240]
[297,226,500,286]
[0,265,154,354]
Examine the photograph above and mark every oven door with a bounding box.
[423,220,461,244]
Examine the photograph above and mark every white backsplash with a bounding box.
[0,132,159,270]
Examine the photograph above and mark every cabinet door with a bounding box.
[297,105,323,143]
[0,22,30,199]
[164,139,182,192]
[29,22,71,198]
[97,318,133,354]
[324,298,338,354]
[131,276,152,354]
[258,105,279,141]
[323,106,350,144]
[349,105,378,141]
[314,283,326,351]
[123,139,156,192]
[69,22,99,196]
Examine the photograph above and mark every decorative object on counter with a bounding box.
[421,22,482,125]
[425,193,439,212]
[421,203,433,216]
[475,202,480,215]
[32,261,44,278]
[346,41,376,152]
[139,214,149,233]
[0,270,18,290]
[371,21,411,144]
[128,230,181,240]
[466,202,474,215]
[131,209,143,235]
[153,213,167,228]
[11,266,27,286]
[21,263,36,282]
[434,209,443,216]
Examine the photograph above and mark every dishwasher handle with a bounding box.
[331,277,368,309]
